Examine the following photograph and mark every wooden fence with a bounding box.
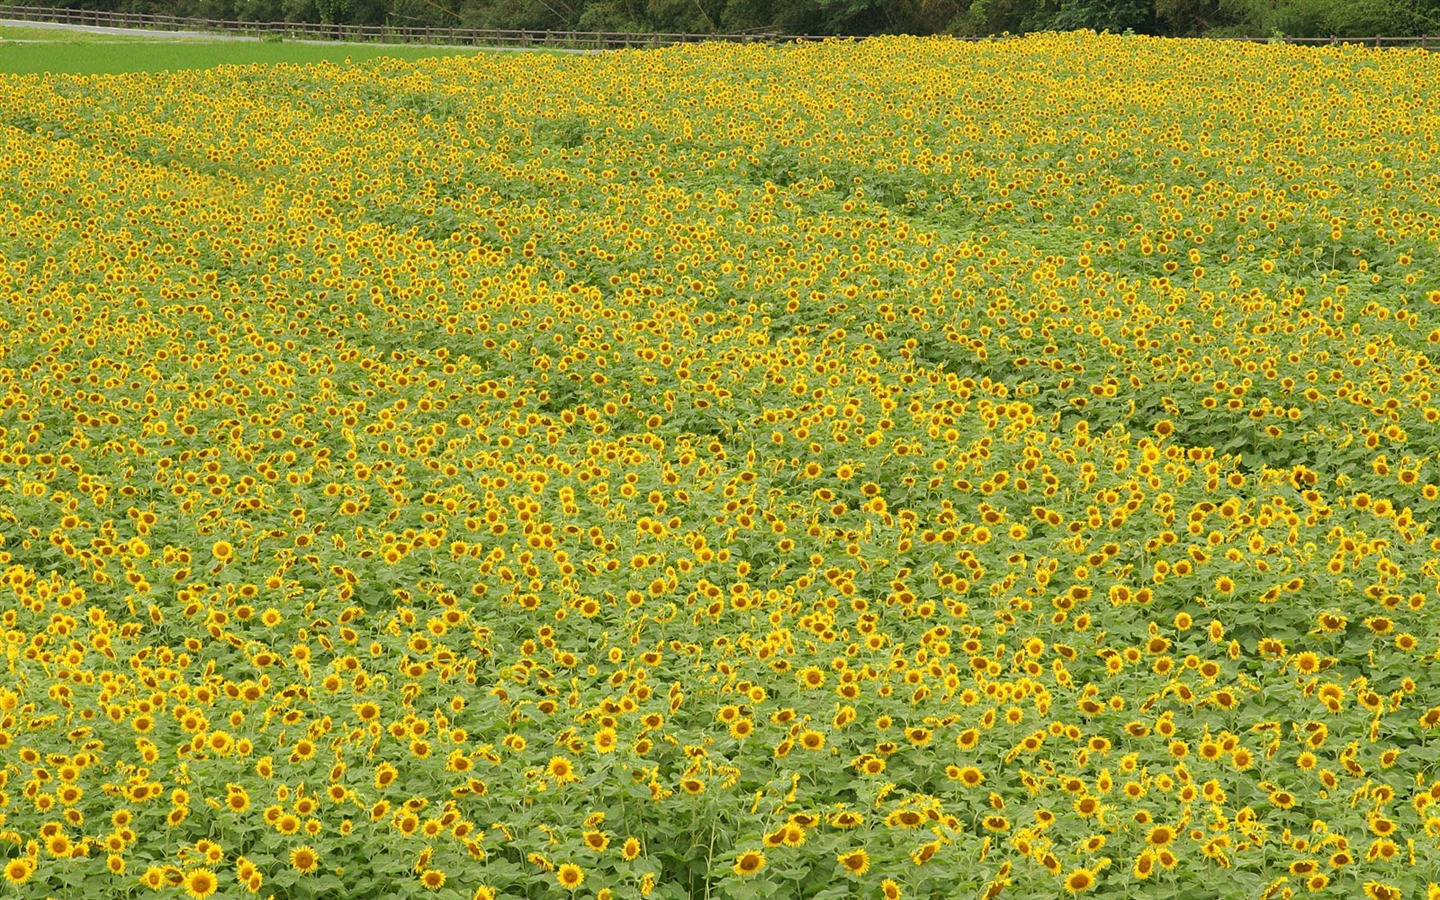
[0,4,820,47]
[1226,33,1435,49]
[0,4,1435,51]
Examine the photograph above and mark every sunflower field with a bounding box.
[1,31,1439,900]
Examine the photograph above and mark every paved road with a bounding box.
[0,17,260,39]
[0,16,602,49]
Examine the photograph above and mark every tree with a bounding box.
[1154,0,1228,33]
[1052,0,1154,30]
[458,0,582,30]
[1217,0,1435,36]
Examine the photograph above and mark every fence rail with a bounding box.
[1224,33,1434,48]
[0,4,1435,51]
[0,4,823,47]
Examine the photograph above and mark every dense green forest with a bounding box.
[19,0,1440,41]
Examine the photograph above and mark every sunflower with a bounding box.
[226,786,250,812]
[881,880,903,900]
[556,864,585,890]
[837,848,870,876]
[183,869,219,900]
[46,834,71,857]
[830,810,864,829]
[1268,790,1297,810]
[3,858,35,885]
[375,763,398,789]
[910,840,941,865]
[888,808,924,828]
[1063,868,1096,893]
[1364,882,1402,900]
[1133,851,1155,879]
[289,846,319,874]
[420,869,446,890]
[733,850,766,876]
[548,756,579,785]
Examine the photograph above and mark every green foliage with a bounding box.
[1052,0,1154,31]
[1153,0,1220,32]
[1216,0,1436,37]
